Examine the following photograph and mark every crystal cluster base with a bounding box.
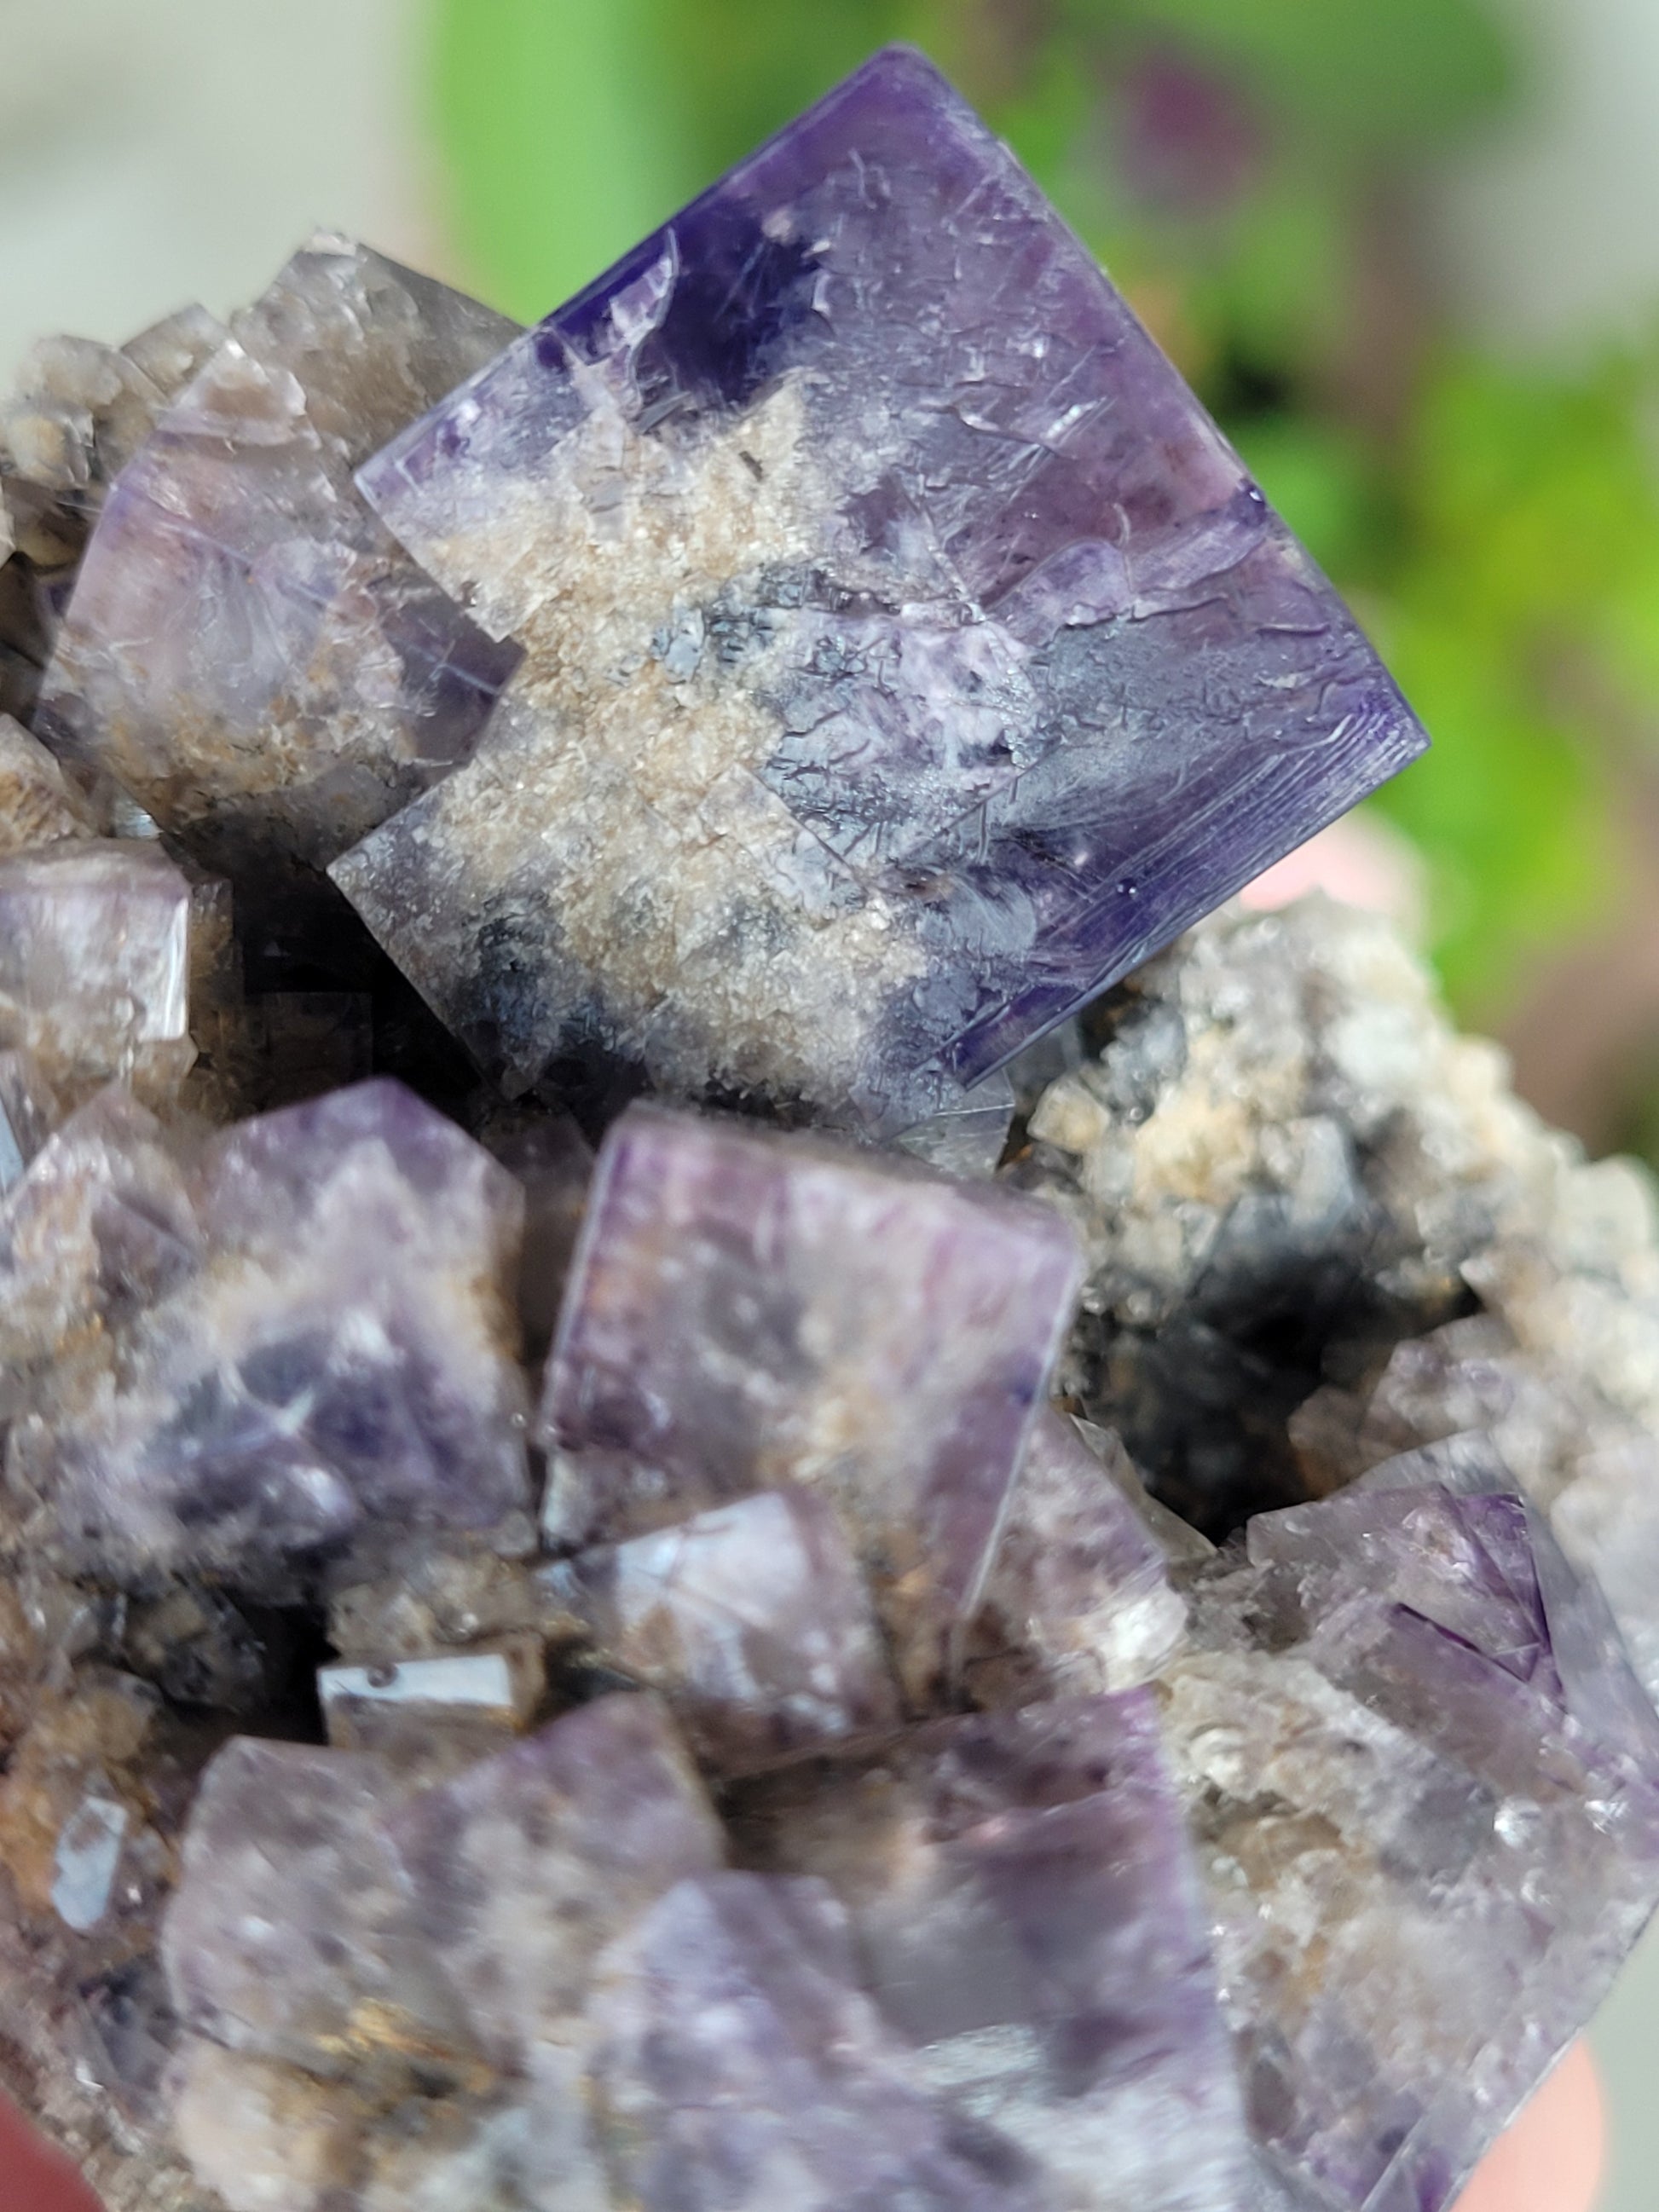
[0,41,1651,2212]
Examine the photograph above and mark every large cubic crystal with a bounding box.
[155,1698,726,2211]
[160,1737,470,2076]
[335,44,1426,1131]
[36,234,523,964]
[3,1077,531,1586]
[733,1689,1251,2211]
[1164,1479,1659,2212]
[538,1100,1082,1701]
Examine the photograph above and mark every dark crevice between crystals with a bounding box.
[1026,984,1485,1544]
[1072,1238,1482,1545]
[118,1591,334,1745]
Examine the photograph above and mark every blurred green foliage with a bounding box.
[429,0,1659,1039]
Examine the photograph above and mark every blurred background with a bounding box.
[2,0,1658,2205]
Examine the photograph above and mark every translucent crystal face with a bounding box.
[335,46,1427,1132]
[0,840,194,1100]
[34,238,523,964]
[538,1100,1084,1705]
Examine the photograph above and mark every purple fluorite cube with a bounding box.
[37,234,523,963]
[161,1737,470,2074]
[538,1101,1082,1704]
[964,1408,1188,1704]
[540,1487,900,1774]
[733,1690,1251,2210]
[0,840,192,1096]
[23,1078,531,1585]
[587,1871,1049,2211]
[336,45,1426,1131]
[390,1692,724,2070]
[1168,1481,1659,2211]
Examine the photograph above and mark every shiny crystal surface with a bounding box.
[336,44,1425,1131]
[540,1487,900,1773]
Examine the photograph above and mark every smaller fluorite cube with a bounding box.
[23,1079,531,1586]
[1166,1480,1659,2211]
[390,1692,724,2069]
[1,305,224,725]
[1247,1485,1559,1694]
[317,1644,542,1759]
[37,234,523,965]
[1341,1451,1659,1772]
[538,1102,1082,1703]
[965,1410,1187,1705]
[587,1870,1048,2212]
[0,840,193,1098]
[733,1691,1251,2211]
[540,1487,899,1774]
[161,1737,471,2076]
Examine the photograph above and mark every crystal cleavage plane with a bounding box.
[334,43,1426,1135]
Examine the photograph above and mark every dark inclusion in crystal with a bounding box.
[335,44,1427,1134]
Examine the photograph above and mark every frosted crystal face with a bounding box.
[538,1100,1083,1703]
[540,1487,901,1774]
[587,1871,1051,2212]
[37,234,523,961]
[1,1078,531,1588]
[731,1690,1251,2212]
[337,45,1425,1130]
[388,1692,725,2069]
[0,841,192,1092]
[160,1737,472,2076]
[1166,1481,1659,2212]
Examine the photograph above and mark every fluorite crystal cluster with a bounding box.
[0,41,1655,2212]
